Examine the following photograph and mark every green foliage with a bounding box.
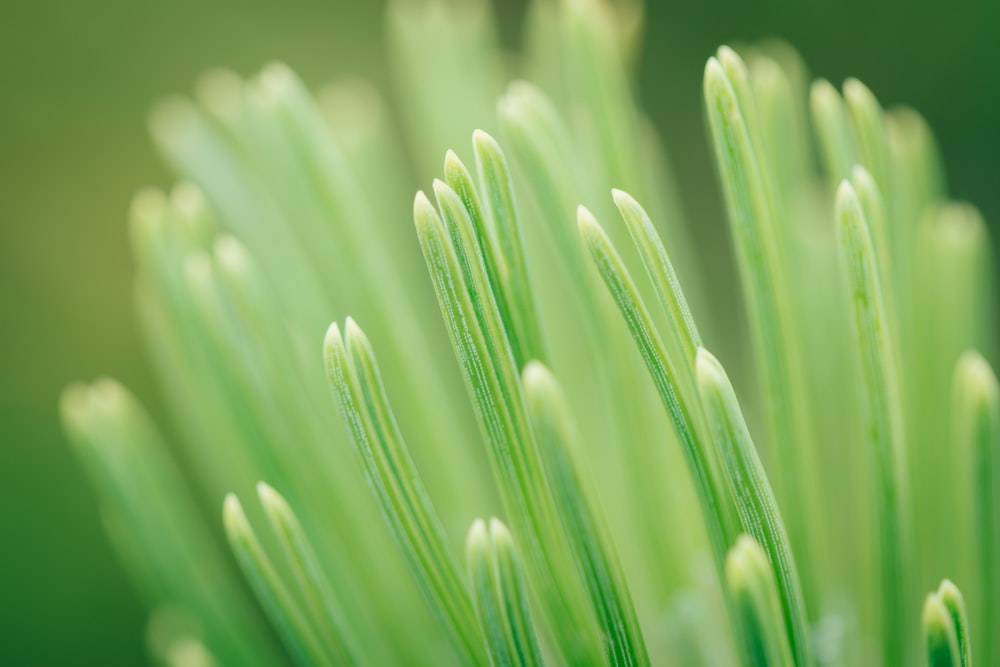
[223,493,332,667]
[952,353,999,667]
[522,361,649,667]
[726,535,795,667]
[922,580,971,667]
[704,49,821,611]
[60,0,998,665]
[835,181,911,666]
[696,349,810,666]
[324,319,484,665]
[466,518,545,667]
[60,379,284,666]
[579,203,735,570]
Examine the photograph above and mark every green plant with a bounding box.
[60,0,997,665]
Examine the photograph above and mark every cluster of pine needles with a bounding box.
[60,1,997,665]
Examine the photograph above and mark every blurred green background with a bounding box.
[1,0,996,663]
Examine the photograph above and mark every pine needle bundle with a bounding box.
[62,1,998,665]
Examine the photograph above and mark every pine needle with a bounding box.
[922,580,971,667]
[522,362,649,667]
[324,319,485,665]
[696,348,811,666]
[466,518,545,667]
[835,181,911,666]
[952,352,999,667]
[726,535,795,667]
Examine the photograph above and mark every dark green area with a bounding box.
[1,0,996,663]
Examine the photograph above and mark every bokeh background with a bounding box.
[1,0,997,663]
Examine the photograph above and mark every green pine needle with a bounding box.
[61,380,285,666]
[696,348,811,667]
[324,318,485,665]
[416,142,602,663]
[835,180,911,666]
[256,483,362,666]
[223,493,331,666]
[922,580,971,667]
[612,189,701,361]
[810,80,859,186]
[952,352,999,667]
[726,535,795,667]
[704,50,820,604]
[470,130,547,366]
[466,518,545,667]
[579,202,734,573]
[522,361,649,667]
